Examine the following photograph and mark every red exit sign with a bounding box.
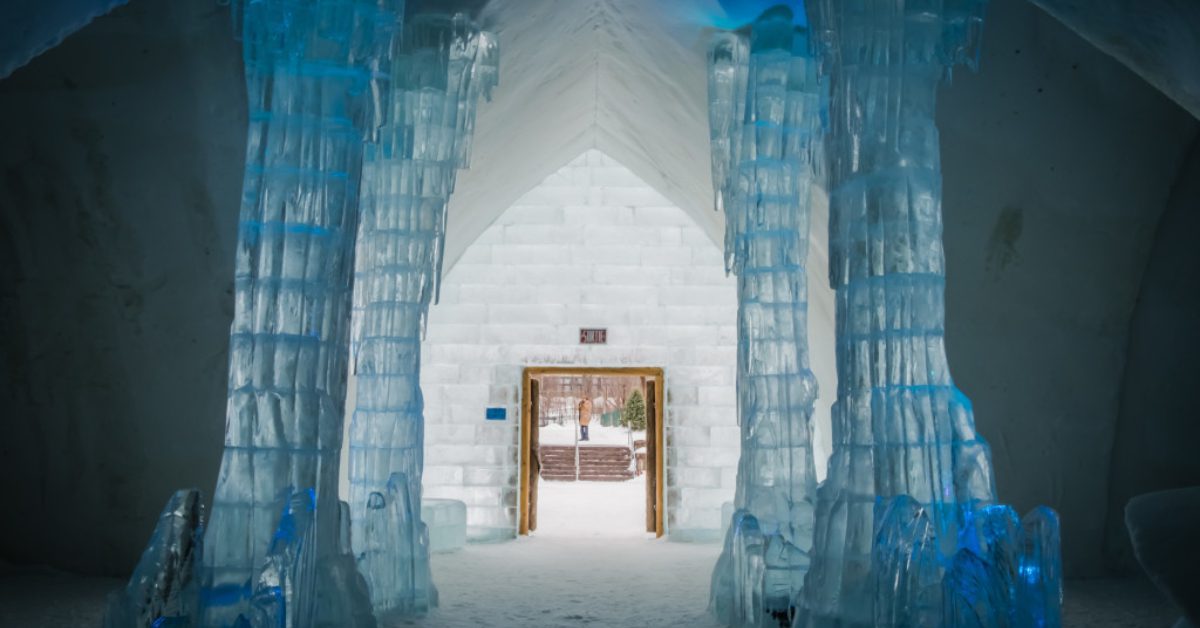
[579,328,607,344]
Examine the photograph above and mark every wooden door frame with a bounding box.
[519,366,665,537]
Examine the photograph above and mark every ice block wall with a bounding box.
[707,7,824,625]
[198,1,403,624]
[797,1,1061,626]
[347,12,497,618]
[419,150,741,542]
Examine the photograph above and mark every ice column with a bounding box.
[797,1,1061,626]
[708,7,823,625]
[199,1,402,624]
[347,13,498,618]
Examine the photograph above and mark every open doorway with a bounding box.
[519,367,665,538]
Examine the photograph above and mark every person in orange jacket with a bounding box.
[578,397,593,441]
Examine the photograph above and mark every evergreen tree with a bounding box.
[622,389,647,431]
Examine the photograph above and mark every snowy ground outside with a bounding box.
[539,423,645,448]
[534,477,652,538]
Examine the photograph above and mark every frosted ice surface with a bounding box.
[103,489,203,628]
[871,496,941,628]
[355,473,437,617]
[347,12,497,617]
[313,501,376,627]
[422,499,468,554]
[248,489,318,628]
[939,504,1062,627]
[943,506,1021,627]
[1017,508,1063,628]
[707,6,823,624]
[714,511,768,625]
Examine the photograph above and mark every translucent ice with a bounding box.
[115,2,496,626]
[714,510,769,624]
[103,489,203,628]
[195,1,404,624]
[347,12,497,617]
[247,488,318,628]
[1017,508,1063,628]
[708,6,823,624]
[871,496,942,627]
[793,1,1063,626]
[355,473,437,617]
[313,501,376,627]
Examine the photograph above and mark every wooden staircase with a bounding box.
[539,445,635,482]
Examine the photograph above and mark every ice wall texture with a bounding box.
[348,13,497,618]
[0,0,129,79]
[199,1,404,624]
[708,7,823,624]
[795,1,1062,626]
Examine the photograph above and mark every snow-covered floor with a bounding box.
[411,479,720,627]
[0,484,1183,627]
[412,535,723,627]
[533,477,653,539]
[0,559,1185,627]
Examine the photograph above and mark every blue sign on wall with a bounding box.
[486,407,507,421]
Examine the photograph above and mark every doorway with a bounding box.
[519,367,665,537]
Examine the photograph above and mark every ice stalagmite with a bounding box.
[198,1,403,624]
[347,13,498,618]
[796,1,1062,626]
[104,489,203,627]
[708,7,823,625]
[248,489,318,627]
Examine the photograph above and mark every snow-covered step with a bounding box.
[538,445,636,481]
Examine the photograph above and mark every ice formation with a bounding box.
[196,2,403,624]
[104,489,203,627]
[247,488,318,626]
[708,7,823,625]
[347,12,497,618]
[790,1,1063,626]
[106,2,497,626]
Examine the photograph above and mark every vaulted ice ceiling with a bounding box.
[444,0,733,268]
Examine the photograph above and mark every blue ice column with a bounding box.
[348,13,498,619]
[708,7,824,625]
[797,1,1061,626]
[199,2,403,625]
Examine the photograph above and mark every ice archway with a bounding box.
[341,148,837,543]
[435,0,840,480]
